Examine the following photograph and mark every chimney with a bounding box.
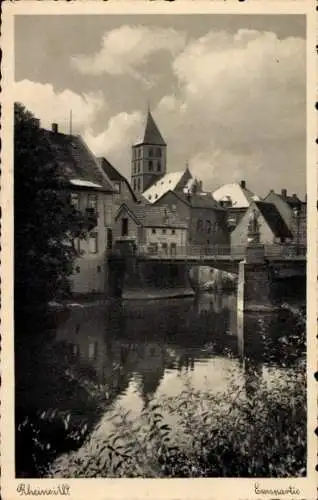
[33,118,40,128]
[240,180,246,189]
[51,123,58,133]
[281,188,287,200]
[292,193,297,199]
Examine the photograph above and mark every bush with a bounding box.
[48,362,306,478]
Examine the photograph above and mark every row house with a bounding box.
[154,190,230,250]
[212,180,260,232]
[113,202,188,257]
[263,188,306,247]
[231,200,293,253]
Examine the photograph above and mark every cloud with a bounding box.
[15,80,104,132]
[83,111,143,169]
[153,29,306,194]
[71,25,186,85]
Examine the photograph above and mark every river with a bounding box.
[15,292,306,478]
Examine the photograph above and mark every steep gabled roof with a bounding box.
[213,183,260,208]
[97,157,137,202]
[115,201,187,229]
[164,190,222,210]
[254,201,293,239]
[42,130,114,192]
[138,110,166,146]
[142,169,192,203]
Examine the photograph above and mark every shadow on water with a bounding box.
[15,291,306,477]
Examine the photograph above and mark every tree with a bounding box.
[14,103,89,310]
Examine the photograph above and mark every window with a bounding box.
[162,243,168,255]
[121,218,129,236]
[137,161,141,173]
[149,148,153,157]
[107,228,113,250]
[71,193,80,210]
[196,219,203,232]
[88,233,98,254]
[75,265,80,274]
[148,243,158,255]
[157,161,161,172]
[152,228,156,234]
[88,194,97,211]
[133,163,137,174]
[149,160,153,171]
[171,204,177,212]
[206,220,212,233]
[133,148,136,159]
[171,229,176,235]
[137,178,141,192]
[73,237,81,253]
[88,342,98,361]
[162,228,166,234]
[133,179,137,191]
[137,148,141,158]
[170,242,177,256]
[104,200,112,226]
[156,148,162,157]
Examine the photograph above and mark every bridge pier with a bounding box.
[107,253,194,299]
[237,243,278,312]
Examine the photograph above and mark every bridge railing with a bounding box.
[264,244,306,258]
[135,243,306,260]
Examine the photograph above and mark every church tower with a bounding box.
[131,109,167,194]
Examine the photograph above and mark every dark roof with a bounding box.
[116,201,187,229]
[160,190,224,210]
[255,201,293,238]
[264,190,303,208]
[42,130,113,191]
[98,157,137,202]
[282,195,302,207]
[137,110,166,146]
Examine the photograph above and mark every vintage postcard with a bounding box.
[1,1,317,499]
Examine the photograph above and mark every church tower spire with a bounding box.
[131,108,167,195]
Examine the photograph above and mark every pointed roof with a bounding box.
[212,182,260,208]
[115,201,187,229]
[42,129,114,192]
[142,169,192,203]
[254,201,293,239]
[140,110,166,146]
[97,157,137,202]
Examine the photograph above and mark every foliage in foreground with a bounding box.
[49,364,306,478]
[14,103,88,309]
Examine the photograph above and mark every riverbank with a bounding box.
[47,288,196,311]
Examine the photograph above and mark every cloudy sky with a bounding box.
[15,14,306,197]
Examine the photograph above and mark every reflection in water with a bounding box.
[16,292,305,477]
[54,294,304,413]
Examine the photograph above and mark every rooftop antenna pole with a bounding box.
[69,109,73,135]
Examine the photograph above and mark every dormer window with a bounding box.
[113,182,121,194]
[149,148,153,157]
[156,148,162,157]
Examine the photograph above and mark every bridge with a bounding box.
[112,242,306,276]
[107,242,306,309]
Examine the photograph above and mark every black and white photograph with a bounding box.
[1,2,317,498]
